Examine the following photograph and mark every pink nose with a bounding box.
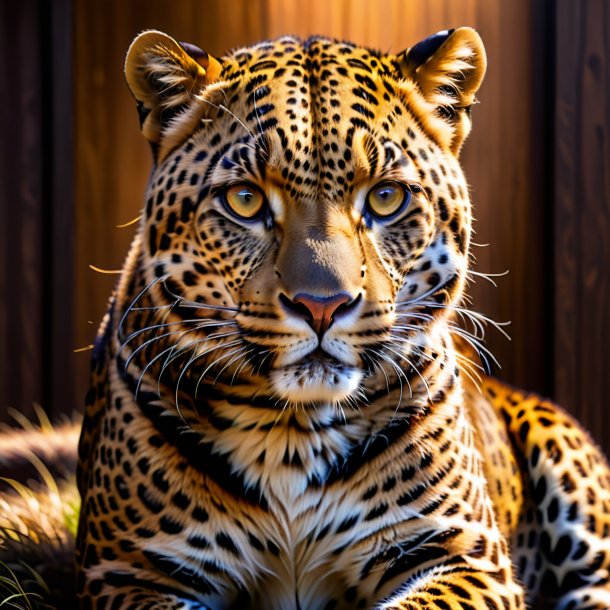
[292,293,352,336]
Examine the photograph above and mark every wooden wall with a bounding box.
[0,0,74,421]
[554,0,610,449]
[2,0,609,451]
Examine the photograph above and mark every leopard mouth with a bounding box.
[268,348,363,404]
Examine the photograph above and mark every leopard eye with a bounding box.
[223,183,265,219]
[366,181,411,219]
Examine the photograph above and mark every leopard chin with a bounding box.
[269,356,363,404]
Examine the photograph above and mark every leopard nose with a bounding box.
[280,292,359,336]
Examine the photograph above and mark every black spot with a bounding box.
[172,491,191,510]
[152,469,170,493]
[137,457,150,474]
[137,484,163,514]
[344,587,357,602]
[549,535,572,565]
[148,225,157,255]
[382,476,396,492]
[530,445,541,468]
[519,421,530,443]
[187,534,211,549]
[135,527,156,538]
[532,476,547,504]
[364,503,388,521]
[571,540,589,560]
[192,506,209,522]
[114,475,130,500]
[159,515,183,534]
[547,497,560,522]
[397,483,426,505]
[142,550,218,595]
[336,514,359,533]
[216,532,241,556]
[183,271,197,286]
[248,533,264,551]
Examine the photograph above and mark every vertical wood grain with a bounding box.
[48,0,76,419]
[0,1,44,421]
[554,0,610,450]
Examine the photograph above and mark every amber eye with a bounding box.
[223,183,265,219]
[366,181,411,219]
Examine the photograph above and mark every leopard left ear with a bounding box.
[398,27,487,153]
[124,30,222,149]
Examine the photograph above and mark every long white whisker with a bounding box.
[212,346,250,385]
[397,274,457,307]
[161,280,240,313]
[120,318,230,352]
[384,345,432,402]
[176,339,244,407]
[118,274,167,341]
[123,322,215,371]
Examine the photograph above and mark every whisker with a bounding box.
[212,346,250,385]
[121,318,234,352]
[363,350,390,394]
[176,339,244,409]
[122,322,216,370]
[159,330,242,382]
[466,269,509,288]
[411,300,511,340]
[161,280,240,313]
[454,352,484,387]
[118,275,167,342]
[384,344,432,402]
[371,348,409,400]
[446,325,500,371]
[397,274,457,307]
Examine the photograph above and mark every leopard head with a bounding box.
[122,28,486,409]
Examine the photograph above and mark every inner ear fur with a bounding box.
[398,27,487,152]
[124,30,222,146]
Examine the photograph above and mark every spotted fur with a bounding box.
[69,28,610,610]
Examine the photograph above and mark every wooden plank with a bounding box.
[0,0,44,422]
[48,0,76,419]
[554,0,610,450]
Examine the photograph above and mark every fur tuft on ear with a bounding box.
[124,30,222,147]
[398,27,487,152]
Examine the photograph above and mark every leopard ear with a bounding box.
[398,27,486,152]
[125,30,222,147]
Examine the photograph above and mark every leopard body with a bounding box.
[9,28,610,610]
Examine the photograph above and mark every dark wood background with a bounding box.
[1,0,609,452]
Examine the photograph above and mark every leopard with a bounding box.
[2,26,610,610]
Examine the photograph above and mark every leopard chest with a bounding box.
[92,359,482,610]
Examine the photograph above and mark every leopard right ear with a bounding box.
[125,30,222,147]
[397,27,486,153]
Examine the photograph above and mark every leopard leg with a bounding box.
[78,587,210,610]
[554,586,610,610]
[376,563,525,609]
[483,378,610,609]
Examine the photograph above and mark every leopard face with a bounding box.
[122,29,485,410]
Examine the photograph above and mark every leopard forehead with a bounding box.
[216,37,427,199]
[152,35,465,208]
